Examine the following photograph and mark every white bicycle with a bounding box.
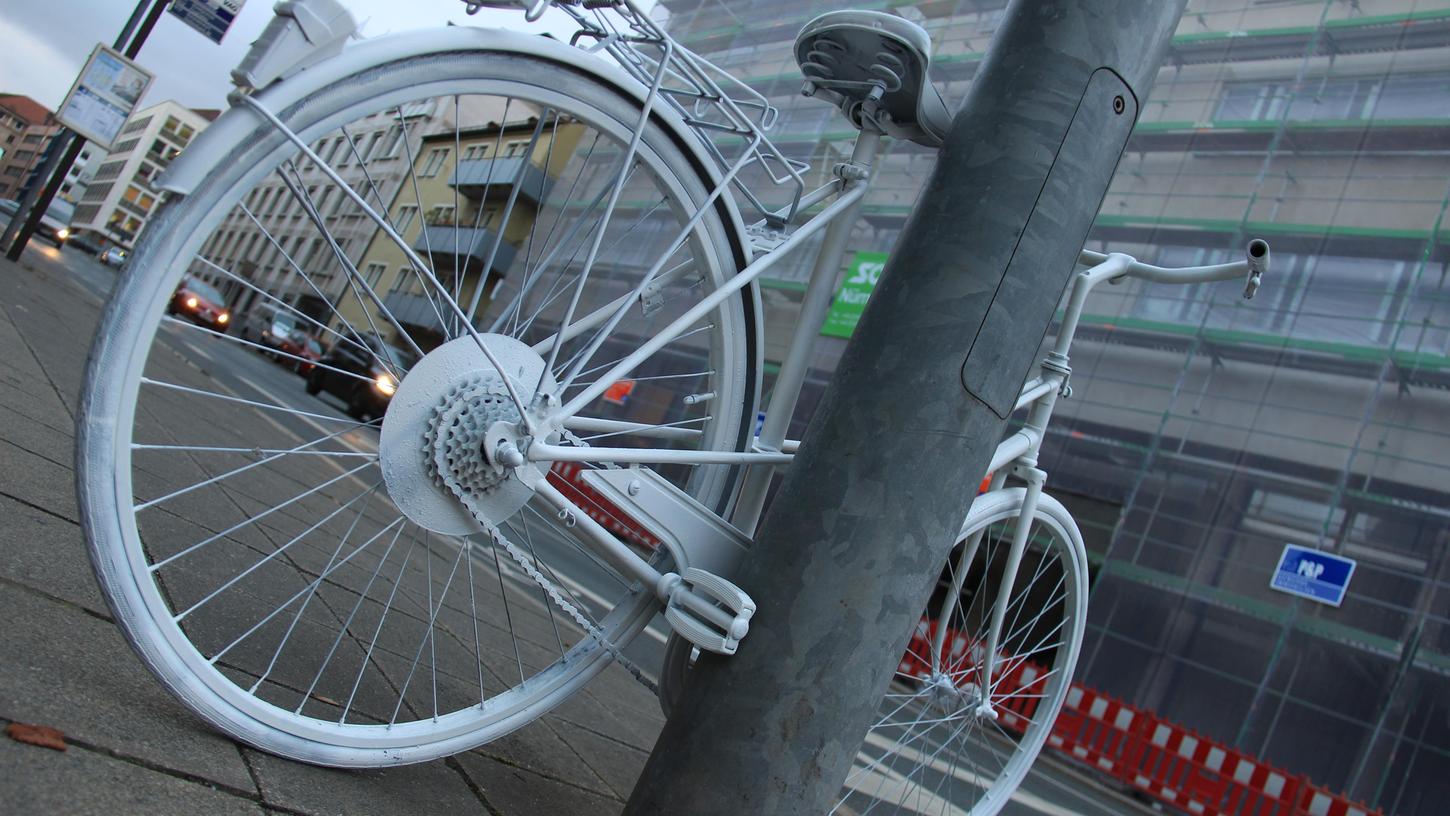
[76,1,1268,811]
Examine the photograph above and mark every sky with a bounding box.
[0,0,638,114]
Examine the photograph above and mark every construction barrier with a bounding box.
[548,475,1381,816]
[898,620,1381,816]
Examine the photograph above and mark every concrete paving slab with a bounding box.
[0,582,256,792]
[469,716,612,796]
[0,438,80,523]
[0,404,75,464]
[244,747,489,816]
[0,492,107,615]
[548,716,652,800]
[455,751,624,815]
[0,736,265,816]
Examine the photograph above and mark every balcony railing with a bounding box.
[412,223,518,273]
[381,290,449,330]
[449,158,552,204]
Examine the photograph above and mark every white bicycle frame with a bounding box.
[218,0,1269,660]
[476,0,1270,662]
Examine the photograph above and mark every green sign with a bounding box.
[821,251,886,338]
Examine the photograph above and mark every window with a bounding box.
[1372,72,1450,120]
[359,131,382,163]
[120,116,152,135]
[364,262,387,289]
[265,185,286,217]
[418,147,450,177]
[425,204,456,226]
[395,204,418,234]
[314,137,339,166]
[93,160,125,182]
[463,143,492,160]
[503,139,529,158]
[380,125,407,158]
[122,185,156,212]
[1214,71,1450,123]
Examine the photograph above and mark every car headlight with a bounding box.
[217,312,229,324]
[374,373,397,397]
[185,296,199,309]
[57,228,70,240]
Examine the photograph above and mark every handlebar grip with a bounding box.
[1243,239,1269,299]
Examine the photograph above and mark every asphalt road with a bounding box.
[41,240,1148,816]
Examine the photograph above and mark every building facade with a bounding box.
[656,1,1449,813]
[339,110,584,351]
[71,100,214,250]
[192,96,507,322]
[0,94,56,200]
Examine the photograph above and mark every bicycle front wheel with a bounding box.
[837,487,1088,814]
[77,46,757,766]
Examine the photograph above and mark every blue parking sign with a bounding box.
[1271,544,1356,607]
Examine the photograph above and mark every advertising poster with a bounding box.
[821,251,887,338]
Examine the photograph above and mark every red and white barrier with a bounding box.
[898,621,1380,816]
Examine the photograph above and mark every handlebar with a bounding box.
[1078,238,1269,300]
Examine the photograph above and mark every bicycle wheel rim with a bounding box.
[837,488,1087,814]
[78,51,757,765]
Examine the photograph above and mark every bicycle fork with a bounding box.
[976,466,1047,717]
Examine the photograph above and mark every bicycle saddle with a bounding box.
[794,10,951,148]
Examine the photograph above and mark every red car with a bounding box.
[277,332,323,376]
[167,276,231,331]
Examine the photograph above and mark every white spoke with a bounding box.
[133,422,376,512]
[145,461,376,570]
[209,515,405,667]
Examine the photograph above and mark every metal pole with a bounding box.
[624,2,1186,813]
[3,0,167,260]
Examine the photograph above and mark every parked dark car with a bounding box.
[166,276,231,331]
[306,337,418,422]
[238,305,300,354]
[278,332,323,376]
[0,197,72,247]
[68,231,105,255]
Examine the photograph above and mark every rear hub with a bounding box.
[378,333,556,535]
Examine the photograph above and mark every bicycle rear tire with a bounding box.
[77,45,758,767]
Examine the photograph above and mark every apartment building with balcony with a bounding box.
[337,111,584,350]
[191,96,508,323]
[0,94,57,200]
[655,1,1450,812]
[70,100,215,250]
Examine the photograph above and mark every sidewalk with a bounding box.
[0,247,663,815]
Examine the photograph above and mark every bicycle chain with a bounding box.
[427,377,659,695]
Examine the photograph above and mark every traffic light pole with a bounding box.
[3,0,168,260]
[624,1,1186,813]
